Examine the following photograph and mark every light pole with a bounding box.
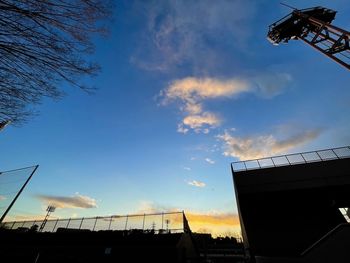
[39,205,56,232]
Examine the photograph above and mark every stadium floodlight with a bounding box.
[267,5,350,71]
[39,205,56,232]
[47,205,56,213]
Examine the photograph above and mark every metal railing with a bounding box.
[231,146,350,172]
[1,211,189,234]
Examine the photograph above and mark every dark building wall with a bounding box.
[232,158,350,258]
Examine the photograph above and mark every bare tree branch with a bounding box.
[0,0,112,125]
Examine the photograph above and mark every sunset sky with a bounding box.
[1,0,350,236]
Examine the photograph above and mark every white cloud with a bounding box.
[188,180,206,188]
[183,112,221,129]
[184,103,202,115]
[161,77,250,133]
[160,74,292,134]
[183,166,191,171]
[217,129,321,160]
[0,195,6,201]
[205,158,215,164]
[36,193,97,209]
[177,124,189,134]
[165,77,250,102]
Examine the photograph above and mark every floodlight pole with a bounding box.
[268,6,350,71]
[294,11,350,71]
[39,205,56,232]
[0,165,39,223]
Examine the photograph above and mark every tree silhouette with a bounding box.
[0,0,112,124]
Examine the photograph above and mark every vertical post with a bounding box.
[271,157,276,167]
[285,156,291,165]
[53,219,59,232]
[331,149,340,159]
[79,218,84,230]
[10,221,16,229]
[257,160,261,168]
[92,217,98,231]
[124,215,128,230]
[66,218,71,228]
[0,165,39,223]
[315,150,323,161]
[108,216,113,230]
[142,214,146,230]
[300,153,307,163]
[161,212,164,229]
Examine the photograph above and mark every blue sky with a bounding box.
[1,0,350,236]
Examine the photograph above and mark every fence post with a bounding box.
[93,217,98,231]
[53,219,59,232]
[271,158,276,167]
[315,151,323,161]
[108,216,112,230]
[124,215,128,230]
[79,218,84,230]
[66,218,71,228]
[161,212,164,229]
[142,214,146,230]
[332,149,340,159]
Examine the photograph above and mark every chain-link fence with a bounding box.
[1,211,190,234]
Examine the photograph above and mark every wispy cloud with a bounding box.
[5,214,47,222]
[205,158,215,164]
[131,0,255,72]
[188,180,206,188]
[217,129,322,160]
[183,112,221,130]
[160,73,292,134]
[0,195,7,201]
[163,77,249,102]
[183,166,191,171]
[161,77,250,133]
[36,193,97,209]
[254,73,292,98]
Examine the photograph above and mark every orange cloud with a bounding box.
[217,129,321,160]
[186,211,239,226]
[185,211,241,237]
[36,193,97,209]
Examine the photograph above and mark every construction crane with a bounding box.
[267,5,350,71]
